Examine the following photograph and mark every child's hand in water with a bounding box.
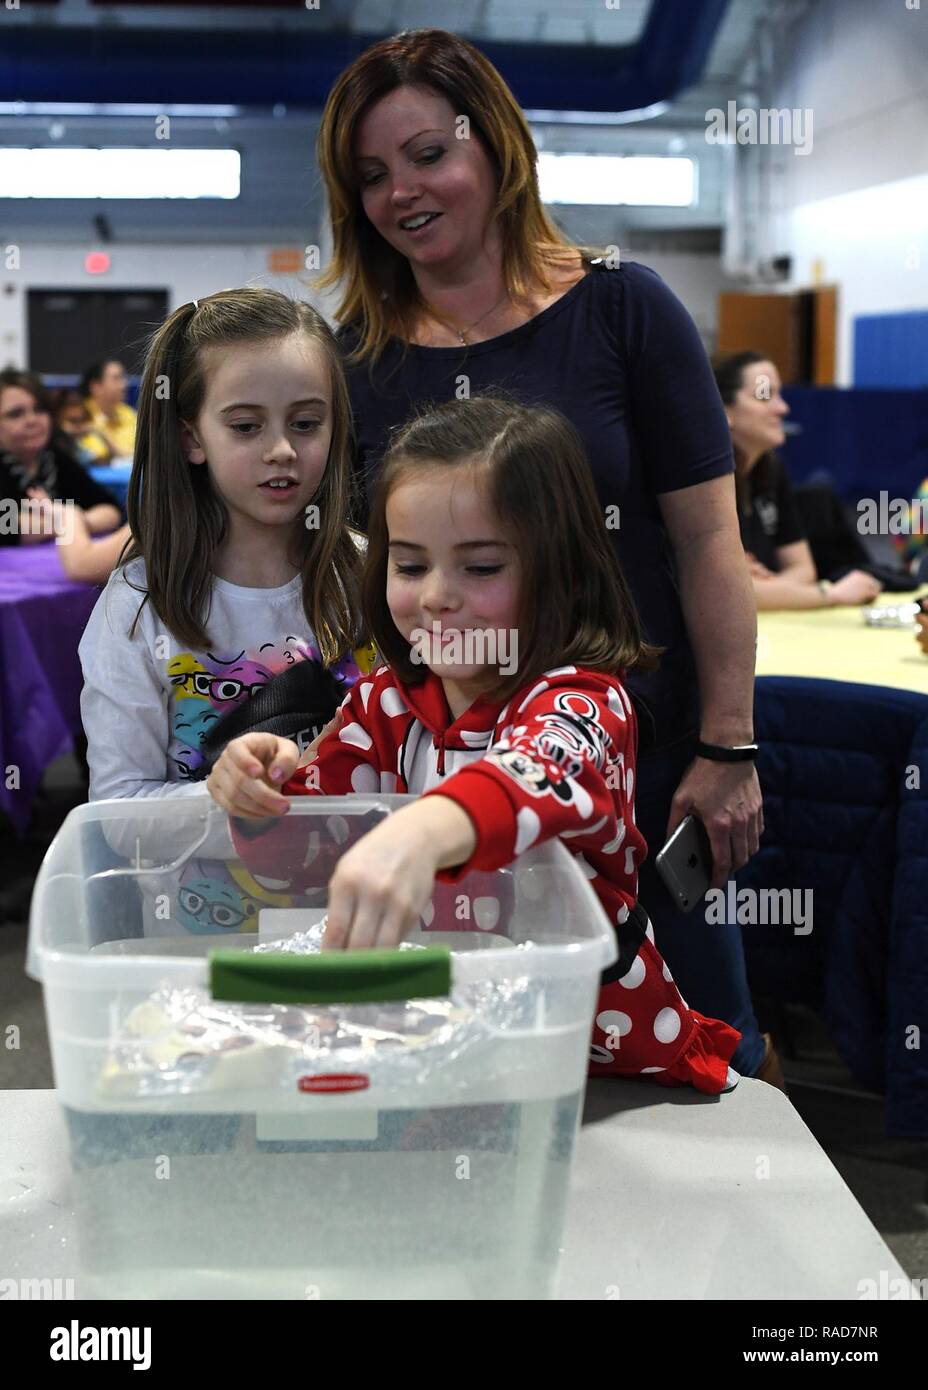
[324,797,477,950]
[207,733,301,818]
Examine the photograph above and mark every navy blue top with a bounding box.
[740,455,805,571]
[338,260,735,751]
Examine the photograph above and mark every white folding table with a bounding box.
[0,1081,915,1301]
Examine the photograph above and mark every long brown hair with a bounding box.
[712,349,778,509]
[122,287,362,661]
[362,395,659,702]
[314,28,603,365]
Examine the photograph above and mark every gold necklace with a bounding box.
[423,289,512,345]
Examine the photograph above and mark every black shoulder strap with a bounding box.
[198,658,344,773]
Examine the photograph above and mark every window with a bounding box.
[537,153,696,207]
[0,148,241,199]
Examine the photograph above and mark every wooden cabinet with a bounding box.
[717,286,837,384]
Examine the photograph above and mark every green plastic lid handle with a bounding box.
[208,946,452,1005]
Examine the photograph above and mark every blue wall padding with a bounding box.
[854,312,928,388]
[780,387,928,503]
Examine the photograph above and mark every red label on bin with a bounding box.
[298,1073,370,1094]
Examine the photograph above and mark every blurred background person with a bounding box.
[892,476,928,584]
[52,387,117,467]
[0,369,122,545]
[80,358,137,461]
[714,350,883,610]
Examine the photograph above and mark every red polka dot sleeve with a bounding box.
[424,672,647,912]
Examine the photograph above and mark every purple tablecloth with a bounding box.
[0,544,100,835]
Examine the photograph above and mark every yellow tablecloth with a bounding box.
[756,589,928,695]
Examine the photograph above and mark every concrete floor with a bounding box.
[2,752,927,1288]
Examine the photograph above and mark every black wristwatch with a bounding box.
[695,740,759,763]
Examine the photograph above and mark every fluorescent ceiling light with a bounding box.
[537,153,695,206]
[526,103,670,126]
[0,104,240,118]
[0,148,241,199]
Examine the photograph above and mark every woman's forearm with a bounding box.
[753,574,827,610]
[778,558,817,586]
[674,527,758,744]
[56,507,91,578]
[84,504,122,534]
[58,520,130,583]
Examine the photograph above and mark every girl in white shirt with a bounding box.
[79,287,373,934]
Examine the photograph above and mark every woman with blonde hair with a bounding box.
[312,28,781,1086]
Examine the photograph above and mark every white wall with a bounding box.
[774,0,928,206]
[621,248,741,349]
[783,172,928,384]
[770,0,928,382]
[0,244,329,372]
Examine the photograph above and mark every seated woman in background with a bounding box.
[0,369,122,546]
[713,351,882,611]
[53,387,117,467]
[80,358,137,460]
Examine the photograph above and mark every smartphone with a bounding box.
[654,815,713,913]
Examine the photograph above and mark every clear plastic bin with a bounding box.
[27,795,616,1300]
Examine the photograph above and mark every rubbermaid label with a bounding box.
[298,1074,370,1094]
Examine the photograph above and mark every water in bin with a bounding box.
[28,796,615,1299]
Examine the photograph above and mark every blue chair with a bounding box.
[741,676,928,1137]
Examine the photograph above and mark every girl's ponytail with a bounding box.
[124,299,223,646]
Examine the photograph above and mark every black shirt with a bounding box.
[738,455,805,572]
[339,260,735,750]
[0,442,119,547]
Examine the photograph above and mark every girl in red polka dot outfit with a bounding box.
[209,396,741,1093]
